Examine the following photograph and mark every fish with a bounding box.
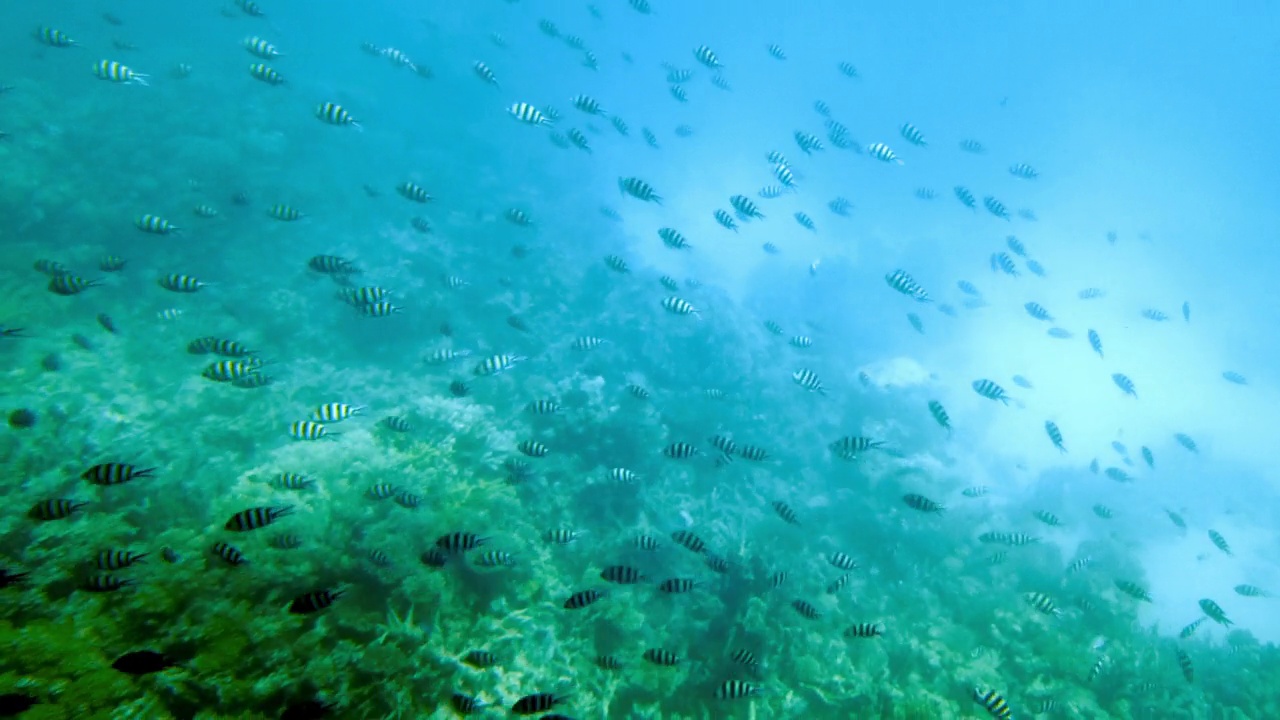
[977,532,1039,546]
[1222,371,1247,385]
[474,354,525,376]
[1180,617,1206,638]
[600,565,647,584]
[1174,433,1198,453]
[902,493,944,514]
[1176,648,1194,683]
[619,177,662,203]
[1025,591,1062,616]
[94,59,149,85]
[661,296,700,317]
[959,139,985,153]
[885,269,931,302]
[927,400,952,434]
[1114,579,1153,602]
[1207,529,1231,555]
[983,196,1010,220]
[1111,373,1138,397]
[693,45,722,69]
[289,421,335,441]
[899,122,927,146]
[713,209,738,231]
[211,541,247,566]
[1141,308,1169,321]
[289,587,345,614]
[96,550,148,570]
[1092,505,1113,519]
[1042,421,1067,452]
[1234,584,1270,598]
[1141,447,1155,468]
[1182,301,1191,322]
[972,379,1010,404]
[508,102,549,126]
[1009,163,1039,179]
[1087,329,1103,358]
[972,688,1014,719]
[954,186,977,209]
[1199,598,1231,626]
[829,436,884,460]
[1033,510,1062,527]
[248,63,285,85]
[715,680,762,700]
[794,212,816,231]
[225,506,294,531]
[473,61,499,85]
[1024,302,1053,321]
[451,692,489,715]
[1067,556,1093,573]
[962,486,988,498]
[29,499,88,520]
[991,252,1018,276]
[1025,259,1046,277]
[867,142,902,164]
[792,368,826,394]
[83,463,155,486]
[771,501,800,525]
[315,102,360,128]
[844,623,883,638]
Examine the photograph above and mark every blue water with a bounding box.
[1,1,1278,717]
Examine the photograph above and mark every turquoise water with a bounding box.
[1,1,1278,718]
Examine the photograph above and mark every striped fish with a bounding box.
[29,499,87,520]
[619,177,662,203]
[473,354,525,376]
[508,101,550,125]
[899,122,927,146]
[828,551,858,570]
[991,252,1019,276]
[885,269,930,302]
[972,379,1011,404]
[289,421,335,440]
[954,186,977,209]
[792,369,825,394]
[1044,421,1066,452]
[1024,302,1053,321]
[928,400,952,434]
[716,680,762,700]
[36,27,77,47]
[794,212,815,231]
[1025,591,1062,616]
[794,131,824,154]
[158,274,206,292]
[959,138,985,153]
[1111,373,1137,398]
[730,194,764,219]
[658,228,691,250]
[135,214,179,234]
[396,181,432,203]
[983,195,1010,220]
[825,119,856,149]
[661,296,699,317]
[973,688,1014,719]
[211,541,247,565]
[94,60,148,85]
[473,61,498,86]
[837,61,859,77]
[83,463,154,485]
[243,36,280,58]
[248,63,285,85]
[1009,163,1039,179]
[829,435,884,459]
[867,142,902,164]
[715,209,738,231]
[766,43,786,60]
[225,505,294,531]
[693,45,722,68]
[315,102,359,128]
[774,162,797,188]
[572,94,605,115]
